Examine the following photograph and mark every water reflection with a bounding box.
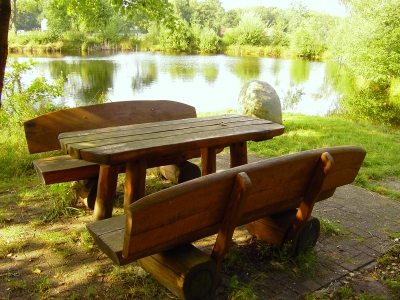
[131,61,157,94]
[46,59,115,106]
[290,59,310,84]
[12,52,344,115]
[228,57,261,82]
[201,64,218,83]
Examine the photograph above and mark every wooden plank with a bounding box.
[59,117,274,150]
[211,172,251,280]
[58,114,250,142]
[76,123,285,164]
[24,100,197,154]
[86,214,125,265]
[59,118,280,158]
[32,155,99,184]
[32,148,202,185]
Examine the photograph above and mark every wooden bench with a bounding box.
[87,146,366,299]
[23,100,202,208]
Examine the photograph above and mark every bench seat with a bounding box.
[33,149,203,185]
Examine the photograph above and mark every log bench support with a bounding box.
[138,172,251,300]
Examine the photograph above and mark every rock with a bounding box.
[238,79,282,124]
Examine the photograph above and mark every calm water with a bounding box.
[11,52,343,115]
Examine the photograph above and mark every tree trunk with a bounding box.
[0,0,11,107]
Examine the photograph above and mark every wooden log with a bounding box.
[245,209,297,248]
[72,178,98,210]
[93,165,119,221]
[246,212,320,255]
[159,161,201,184]
[295,216,320,254]
[138,244,216,300]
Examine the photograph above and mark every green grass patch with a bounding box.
[246,113,400,199]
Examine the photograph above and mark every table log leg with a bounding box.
[124,159,147,209]
[92,165,119,221]
[230,142,248,168]
[201,148,217,175]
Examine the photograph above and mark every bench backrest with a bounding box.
[24,100,197,154]
[122,146,366,262]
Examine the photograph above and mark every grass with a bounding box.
[1,112,400,299]
[245,113,400,200]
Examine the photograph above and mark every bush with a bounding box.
[198,27,220,53]
[3,60,66,124]
[159,19,194,52]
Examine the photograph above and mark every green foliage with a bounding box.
[335,0,400,85]
[290,18,327,58]
[228,275,257,300]
[197,27,220,53]
[247,113,400,199]
[225,12,268,46]
[341,85,400,126]
[159,19,194,52]
[2,60,65,124]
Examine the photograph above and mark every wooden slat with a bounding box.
[211,172,251,279]
[65,120,284,165]
[32,148,202,185]
[24,100,197,154]
[58,117,276,157]
[58,114,250,142]
[32,155,100,184]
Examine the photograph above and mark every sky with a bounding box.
[220,0,348,17]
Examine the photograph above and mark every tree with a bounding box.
[338,0,400,84]
[226,12,267,46]
[0,0,11,107]
[0,0,175,107]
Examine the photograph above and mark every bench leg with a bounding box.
[124,159,147,209]
[92,165,119,221]
[230,142,248,168]
[201,148,217,175]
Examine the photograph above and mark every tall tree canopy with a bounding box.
[0,0,175,107]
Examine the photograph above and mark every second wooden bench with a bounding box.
[23,100,202,209]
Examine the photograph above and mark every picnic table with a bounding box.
[58,114,285,220]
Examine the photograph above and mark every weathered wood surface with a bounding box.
[211,172,251,281]
[32,149,203,185]
[59,115,285,165]
[86,146,366,266]
[24,100,197,154]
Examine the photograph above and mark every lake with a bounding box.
[9,51,343,115]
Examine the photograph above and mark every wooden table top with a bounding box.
[59,114,285,165]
